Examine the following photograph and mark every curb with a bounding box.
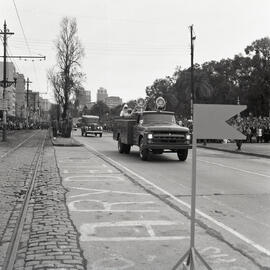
[51,138,83,147]
[198,145,270,159]
[49,131,83,147]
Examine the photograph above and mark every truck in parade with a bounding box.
[113,97,191,161]
[80,115,103,137]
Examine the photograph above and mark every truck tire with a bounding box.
[118,139,125,153]
[99,133,102,138]
[177,149,188,161]
[124,145,131,154]
[139,140,149,161]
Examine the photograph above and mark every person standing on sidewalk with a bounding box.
[52,119,58,140]
[257,126,263,143]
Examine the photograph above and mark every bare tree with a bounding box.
[48,17,84,120]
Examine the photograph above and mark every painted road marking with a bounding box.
[80,220,187,242]
[203,195,270,229]
[63,169,114,174]
[84,144,270,257]
[198,159,270,178]
[68,199,159,213]
[92,256,135,270]
[59,164,108,169]
[64,175,124,182]
[69,187,151,198]
[200,247,237,264]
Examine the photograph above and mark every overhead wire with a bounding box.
[0,35,21,74]
[12,0,42,92]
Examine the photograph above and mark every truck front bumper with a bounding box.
[144,143,192,150]
[85,131,102,135]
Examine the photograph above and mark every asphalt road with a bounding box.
[65,130,270,269]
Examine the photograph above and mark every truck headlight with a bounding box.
[186,134,191,141]
[147,133,153,139]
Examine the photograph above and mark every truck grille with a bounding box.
[152,131,186,143]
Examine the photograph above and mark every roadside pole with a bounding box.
[0,21,14,141]
[0,21,45,140]
[26,77,32,128]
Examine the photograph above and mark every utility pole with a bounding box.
[190,25,196,120]
[26,77,32,127]
[0,21,14,141]
[0,21,45,139]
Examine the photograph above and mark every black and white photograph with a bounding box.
[0,0,270,269]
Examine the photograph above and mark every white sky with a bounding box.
[1,0,270,103]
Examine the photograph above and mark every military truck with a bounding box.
[113,110,191,161]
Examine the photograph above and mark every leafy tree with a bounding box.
[48,17,85,121]
[145,76,177,111]
[89,101,110,123]
[173,65,213,117]
[244,37,270,116]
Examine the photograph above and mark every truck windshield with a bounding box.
[142,113,176,124]
[82,116,99,124]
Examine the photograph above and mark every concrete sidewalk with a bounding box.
[198,142,270,158]
[51,136,82,146]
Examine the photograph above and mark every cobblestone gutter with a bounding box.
[0,133,86,270]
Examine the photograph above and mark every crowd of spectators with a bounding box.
[228,116,270,143]
[180,115,270,143]
[0,119,49,130]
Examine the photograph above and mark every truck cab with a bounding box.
[113,110,191,161]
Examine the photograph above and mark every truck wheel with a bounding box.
[124,145,131,154]
[118,139,125,153]
[177,149,188,161]
[139,140,149,161]
[99,133,102,137]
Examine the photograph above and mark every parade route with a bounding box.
[54,143,263,270]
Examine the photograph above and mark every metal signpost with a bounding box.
[172,104,246,270]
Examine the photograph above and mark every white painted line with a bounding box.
[59,165,108,169]
[63,169,113,174]
[80,220,187,241]
[84,144,270,257]
[203,195,270,229]
[198,159,270,178]
[69,187,151,197]
[92,257,135,270]
[68,199,159,213]
[82,236,189,242]
[64,175,123,182]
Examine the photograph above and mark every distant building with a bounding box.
[105,96,122,108]
[0,62,17,117]
[97,87,108,102]
[77,89,91,111]
[15,73,26,119]
[39,97,51,121]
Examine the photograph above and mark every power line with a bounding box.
[0,35,21,73]
[12,0,42,90]
[12,0,31,54]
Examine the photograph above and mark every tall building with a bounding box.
[77,88,91,111]
[39,97,51,121]
[105,96,122,108]
[15,73,26,119]
[0,62,17,117]
[96,87,108,102]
